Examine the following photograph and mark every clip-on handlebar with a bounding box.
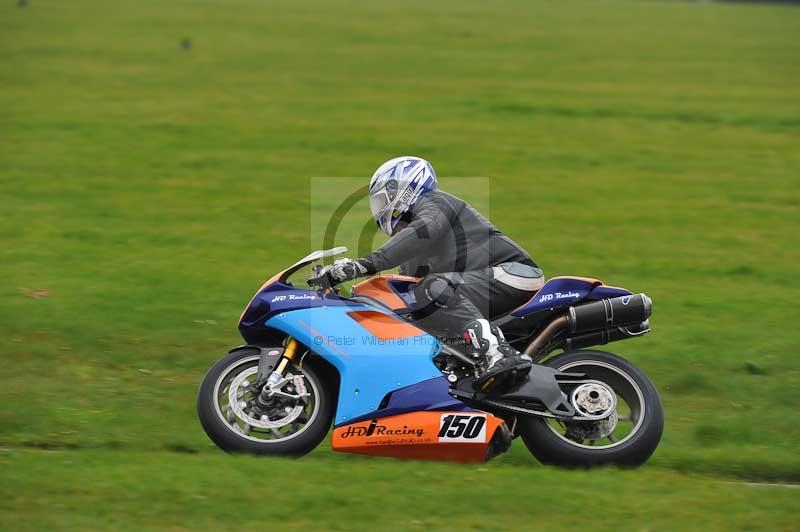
[307,264,339,294]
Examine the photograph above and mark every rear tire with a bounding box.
[197,349,335,456]
[519,350,663,467]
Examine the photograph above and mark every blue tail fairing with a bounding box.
[587,285,632,300]
[511,277,599,317]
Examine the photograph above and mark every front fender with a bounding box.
[228,344,262,355]
[227,344,285,383]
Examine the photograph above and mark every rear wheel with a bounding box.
[197,349,335,456]
[519,350,663,467]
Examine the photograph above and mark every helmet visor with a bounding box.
[368,179,397,221]
[369,188,390,221]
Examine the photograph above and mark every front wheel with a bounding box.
[519,350,663,467]
[197,348,335,456]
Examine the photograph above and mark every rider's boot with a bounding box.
[463,319,532,393]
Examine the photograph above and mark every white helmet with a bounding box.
[368,156,438,235]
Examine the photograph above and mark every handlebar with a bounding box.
[307,264,340,293]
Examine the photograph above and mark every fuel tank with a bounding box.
[350,275,421,313]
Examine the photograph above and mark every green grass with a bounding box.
[1,0,799,529]
[2,449,799,531]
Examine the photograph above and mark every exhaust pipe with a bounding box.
[523,315,569,357]
[568,293,652,334]
[564,320,650,351]
[523,293,653,358]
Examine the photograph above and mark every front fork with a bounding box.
[270,338,301,382]
[256,337,303,405]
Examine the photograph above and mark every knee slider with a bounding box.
[414,275,456,316]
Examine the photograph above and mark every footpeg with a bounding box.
[473,357,532,394]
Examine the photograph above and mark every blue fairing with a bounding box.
[340,377,474,427]
[240,283,358,332]
[264,305,443,424]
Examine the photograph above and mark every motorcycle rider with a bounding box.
[329,156,545,392]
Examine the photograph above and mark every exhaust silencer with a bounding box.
[564,320,650,351]
[568,293,652,334]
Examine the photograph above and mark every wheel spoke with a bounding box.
[215,362,319,443]
[538,360,649,452]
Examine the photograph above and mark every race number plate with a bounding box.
[438,413,487,443]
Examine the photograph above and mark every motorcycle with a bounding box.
[198,247,663,466]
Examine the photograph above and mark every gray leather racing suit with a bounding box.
[359,190,544,339]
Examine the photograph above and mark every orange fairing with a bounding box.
[332,411,506,463]
[347,310,426,340]
[351,275,420,311]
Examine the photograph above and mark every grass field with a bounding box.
[1,0,799,529]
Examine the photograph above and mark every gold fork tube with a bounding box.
[274,337,300,374]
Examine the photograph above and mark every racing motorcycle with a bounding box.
[198,247,663,466]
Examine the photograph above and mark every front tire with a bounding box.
[519,350,663,467]
[197,348,335,456]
